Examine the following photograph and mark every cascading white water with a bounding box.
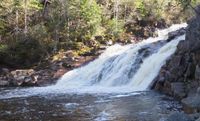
[53,23,187,93]
[0,23,187,99]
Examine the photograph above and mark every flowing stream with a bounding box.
[0,23,187,121]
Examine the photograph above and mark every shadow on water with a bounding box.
[0,90,181,121]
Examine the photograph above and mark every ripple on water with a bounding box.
[0,91,182,121]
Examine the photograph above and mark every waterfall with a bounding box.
[0,23,187,99]
[53,23,187,93]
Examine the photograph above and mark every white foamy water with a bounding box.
[0,23,187,99]
[53,23,186,92]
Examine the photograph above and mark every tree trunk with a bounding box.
[24,0,28,35]
[15,10,19,34]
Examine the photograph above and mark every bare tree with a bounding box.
[24,0,28,35]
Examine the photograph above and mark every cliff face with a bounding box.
[153,5,200,114]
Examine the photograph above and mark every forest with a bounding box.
[0,0,199,68]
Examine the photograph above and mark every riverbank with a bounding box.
[0,51,99,87]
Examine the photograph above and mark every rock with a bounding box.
[106,40,113,45]
[185,63,196,78]
[170,82,186,99]
[189,113,200,121]
[53,69,68,79]
[20,76,37,86]
[167,28,186,42]
[99,46,107,50]
[62,62,73,69]
[169,55,182,67]
[11,69,35,78]
[151,5,200,118]
[177,41,188,54]
[0,80,9,86]
[1,68,9,74]
[159,82,186,99]
[182,95,200,113]
[50,64,59,71]
[9,69,36,86]
[165,112,192,121]
[195,65,200,80]
[185,5,200,52]
[153,75,165,90]
[163,81,172,94]
[196,117,200,121]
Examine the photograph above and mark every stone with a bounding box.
[165,112,192,121]
[11,69,35,77]
[1,68,9,74]
[21,76,37,87]
[152,6,200,118]
[195,65,200,80]
[194,52,200,65]
[62,62,73,69]
[53,69,68,79]
[0,80,9,86]
[185,63,196,78]
[11,69,34,77]
[189,113,200,121]
[153,75,165,90]
[24,77,32,83]
[177,41,188,54]
[8,69,36,86]
[182,95,200,113]
[163,81,172,94]
[167,28,186,42]
[196,117,200,121]
[185,6,200,52]
[170,82,186,99]
[169,55,182,67]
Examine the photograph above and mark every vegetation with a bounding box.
[0,0,200,68]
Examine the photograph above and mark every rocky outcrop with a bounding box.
[0,55,97,87]
[181,87,200,113]
[153,5,200,115]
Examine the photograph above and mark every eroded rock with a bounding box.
[182,88,200,114]
[171,82,186,99]
[165,112,192,121]
[195,65,200,80]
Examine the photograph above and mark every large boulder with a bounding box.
[185,5,200,52]
[182,95,200,114]
[181,87,200,113]
[10,69,36,86]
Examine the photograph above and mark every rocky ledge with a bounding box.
[0,52,98,87]
[153,5,200,121]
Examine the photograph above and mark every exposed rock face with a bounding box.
[153,5,200,114]
[182,95,200,114]
[181,87,200,114]
[164,112,192,121]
